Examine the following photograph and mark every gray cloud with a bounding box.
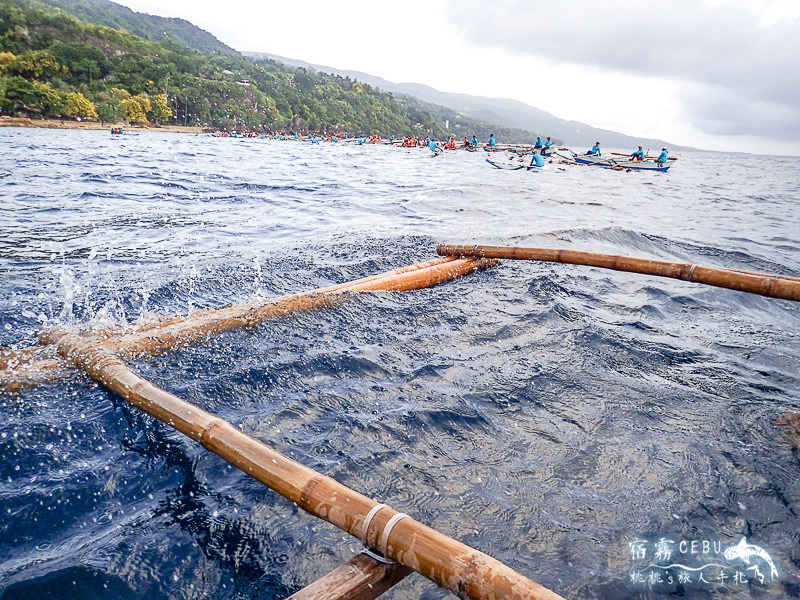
[679,83,800,140]
[444,0,800,138]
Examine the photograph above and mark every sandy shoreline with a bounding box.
[0,116,204,134]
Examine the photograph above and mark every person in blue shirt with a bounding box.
[631,146,645,161]
[428,138,442,154]
[656,147,669,164]
[543,136,553,155]
[470,135,478,147]
[488,134,497,147]
[529,150,545,168]
[587,142,601,155]
[534,136,543,149]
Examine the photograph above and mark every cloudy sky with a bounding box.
[116,0,800,155]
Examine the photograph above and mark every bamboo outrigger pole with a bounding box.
[437,244,800,302]
[40,329,563,600]
[101,256,492,358]
[2,257,494,391]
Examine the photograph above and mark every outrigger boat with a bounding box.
[571,152,672,172]
[110,127,138,136]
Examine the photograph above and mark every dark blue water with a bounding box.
[1,128,799,599]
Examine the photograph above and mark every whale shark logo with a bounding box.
[723,537,778,581]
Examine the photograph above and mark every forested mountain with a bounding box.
[30,0,236,55]
[0,0,541,141]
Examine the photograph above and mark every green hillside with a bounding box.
[0,0,538,140]
[29,0,237,54]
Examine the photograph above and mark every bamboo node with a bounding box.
[200,418,224,442]
[456,552,493,600]
[299,474,326,511]
[764,277,775,295]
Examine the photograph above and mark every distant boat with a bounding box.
[110,128,138,136]
[572,152,672,172]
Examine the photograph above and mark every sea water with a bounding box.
[0,128,799,599]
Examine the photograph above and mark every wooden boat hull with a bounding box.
[617,160,671,171]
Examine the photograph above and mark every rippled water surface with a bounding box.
[1,128,799,599]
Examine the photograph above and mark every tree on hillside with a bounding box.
[0,76,63,116]
[5,49,66,80]
[0,51,15,70]
[64,90,97,119]
[92,88,123,124]
[120,94,150,123]
[48,40,110,84]
[148,92,171,124]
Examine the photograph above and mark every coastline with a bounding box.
[0,116,204,134]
